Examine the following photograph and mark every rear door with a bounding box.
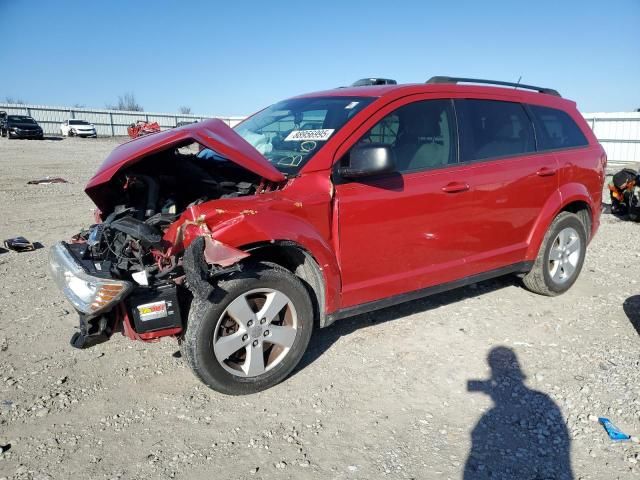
[453,99,559,274]
[528,104,601,211]
[334,97,480,308]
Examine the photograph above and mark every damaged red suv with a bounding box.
[50,77,606,394]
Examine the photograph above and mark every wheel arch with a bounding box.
[525,185,595,260]
[241,241,329,328]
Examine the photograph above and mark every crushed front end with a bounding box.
[49,119,286,348]
[49,211,187,348]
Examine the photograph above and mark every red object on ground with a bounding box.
[126,120,161,139]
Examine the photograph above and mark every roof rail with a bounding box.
[426,76,561,97]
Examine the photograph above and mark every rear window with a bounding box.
[529,105,588,150]
[455,99,535,162]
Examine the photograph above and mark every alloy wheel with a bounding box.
[212,288,298,377]
[548,227,581,284]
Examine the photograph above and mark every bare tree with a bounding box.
[72,103,86,108]
[179,106,192,115]
[4,96,27,105]
[107,93,143,112]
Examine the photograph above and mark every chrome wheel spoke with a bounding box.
[549,247,563,261]
[566,236,580,255]
[551,264,562,282]
[226,294,257,328]
[266,325,297,349]
[243,343,265,376]
[214,331,248,362]
[562,260,576,278]
[257,291,289,324]
[557,229,569,247]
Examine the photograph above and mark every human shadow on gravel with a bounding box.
[464,347,573,480]
[623,295,640,336]
[294,276,519,375]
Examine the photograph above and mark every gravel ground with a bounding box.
[0,136,639,480]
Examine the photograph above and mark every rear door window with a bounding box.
[529,105,588,150]
[455,99,535,162]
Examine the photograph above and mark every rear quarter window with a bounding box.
[529,105,588,150]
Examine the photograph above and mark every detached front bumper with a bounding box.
[49,242,185,348]
[49,242,133,316]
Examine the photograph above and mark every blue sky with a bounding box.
[1,0,638,115]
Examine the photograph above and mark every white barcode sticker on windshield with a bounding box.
[284,129,335,142]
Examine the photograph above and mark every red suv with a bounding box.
[50,76,606,394]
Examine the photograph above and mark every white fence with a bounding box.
[0,103,245,137]
[582,112,640,168]
[1,103,638,168]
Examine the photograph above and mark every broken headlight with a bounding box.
[49,242,133,315]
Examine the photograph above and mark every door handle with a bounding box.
[441,182,470,193]
[536,167,556,177]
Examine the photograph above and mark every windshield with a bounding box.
[234,96,372,174]
[69,120,89,125]
[8,116,36,124]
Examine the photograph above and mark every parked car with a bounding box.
[60,119,97,137]
[49,76,606,394]
[1,115,44,139]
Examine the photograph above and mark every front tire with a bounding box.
[522,212,587,296]
[181,263,314,395]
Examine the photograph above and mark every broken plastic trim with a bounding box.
[183,236,250,298]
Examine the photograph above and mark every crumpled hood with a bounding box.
[85,119,285,199]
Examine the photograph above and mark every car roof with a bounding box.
[294,83,576,109]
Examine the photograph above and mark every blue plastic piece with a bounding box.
[598,417,631,441]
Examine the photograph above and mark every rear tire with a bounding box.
[181,262,314,395]
[522,212,587,296]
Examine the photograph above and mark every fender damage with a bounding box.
[49,120,295,348]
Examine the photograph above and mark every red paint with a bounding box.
[89,83,604,340]
[117,303,182,341]
[138,327,183,341]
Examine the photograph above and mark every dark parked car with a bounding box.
[1,115,44,139]
[50,76,606,394]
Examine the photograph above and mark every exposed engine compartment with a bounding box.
[72,145,263,283]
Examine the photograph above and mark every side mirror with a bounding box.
[338,144,396,178]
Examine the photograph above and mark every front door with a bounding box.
[334,98,478,308]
